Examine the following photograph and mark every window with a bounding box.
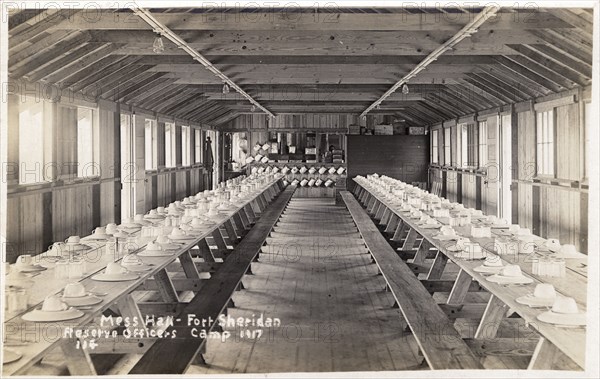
[18,99,45,184]
[536,109,555,176]
[431,130,439,164]
[195,129,202,163]
[478,121,488,168]
[460,123,478,168]
[144,119,158,170]
[182,125,191,166]
[77,107,99,178]
[165,122,176,168]
[443,127,451,165]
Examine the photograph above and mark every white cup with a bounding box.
[65,236,80,244]
[105,262,127,275]
[63,282,87,298]
[156,235,170,244]
[533,283,556,299]
[41,295,69,312]
[16,255,33,267]
[93,227,106,235]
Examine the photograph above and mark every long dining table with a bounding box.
[352,176,587,370]
[2,174,284,376]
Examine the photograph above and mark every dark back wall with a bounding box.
[346,135,429,184]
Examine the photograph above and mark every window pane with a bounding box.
[77,108,95,178]
[19,100,45,184]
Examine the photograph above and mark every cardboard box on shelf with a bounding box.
[375,124,393,135]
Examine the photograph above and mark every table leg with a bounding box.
[391,221,406,242]
[400,228,418,252]
[197,238,216,263]
[224,219,239,245]
[378,207,391,225]
[179,250,201,279]
[447,269,472,305]
[153,268,180,303]
[527,337,560,370]
[384,214,400,234]
[61,340,97,375]
[374,203,385,220]
[473,295,508,339]
[426,251,448,280]
[412,239,433,265]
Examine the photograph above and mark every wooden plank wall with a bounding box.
[346,135,429,184]
[428,89,589,253]
[5,96,211,263]
[220,113,397,132]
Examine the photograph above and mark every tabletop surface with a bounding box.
[354,178,587,369]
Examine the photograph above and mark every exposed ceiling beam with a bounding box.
[47,11,572,31]
[361,5,500,118]
[132,7,274,117]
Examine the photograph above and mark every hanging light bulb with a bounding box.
[152,35,164,54]
[401,83,409,94]
[222,83,230,94]
[251,105,256,112]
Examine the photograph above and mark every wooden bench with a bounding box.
[128,186,296,374]
[340,191,482,370]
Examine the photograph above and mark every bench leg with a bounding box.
[447,269,472,305]
[473,295,508,339]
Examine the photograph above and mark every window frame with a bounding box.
[431,129,439,165]
[478,120,488,169]
[18,98,48,185]
[459,123,478,168]
[144,118,158,171]
[443,127,452,166]
[165,122,176,168]
[194,128,202,164]
[181,125,191,167]
[536,109,556,178]
[76,106,100,179]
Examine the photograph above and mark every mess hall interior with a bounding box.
[1,2,598,377]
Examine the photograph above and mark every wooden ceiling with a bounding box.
[7,6,594,127]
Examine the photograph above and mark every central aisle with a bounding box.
[190,196,423,374]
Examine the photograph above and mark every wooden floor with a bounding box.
[189,197,424,374]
